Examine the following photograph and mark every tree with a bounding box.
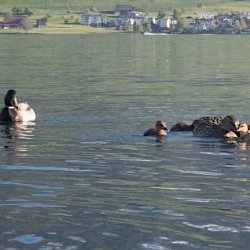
[210,19,218,32]
[157,10,166,19]
[197,3,202,9]
[134,23,144,33]
[175,17,189,33]
[123,21,133,32]
[12,6,22,15]
[240,19,247,30]
[23,7,33,16]
[173,9,181,19]
[21,18,33,33]
[12,6,33,16]
[89,5,97,12]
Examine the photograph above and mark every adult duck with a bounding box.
[192,115,240,137]
[0,89,36,122]
[171,115,240,138]
[144,120,168,136]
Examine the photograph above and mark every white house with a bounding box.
[159,17,171,28]
[80,13,106,26]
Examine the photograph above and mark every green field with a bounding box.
[1,0,250,11]
[1,0,250,34]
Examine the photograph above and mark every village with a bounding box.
[1,3,250,34]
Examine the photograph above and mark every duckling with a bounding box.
[144,120,168,136]
[236,122,250,140]
[192,115,240,137]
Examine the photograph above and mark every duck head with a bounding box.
[237,122,249,135]
[156,120,168,131]
[219,115,240,135]
[4,90,19,108]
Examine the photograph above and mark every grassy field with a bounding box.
[1,0,250,11]
[1,0,250,34]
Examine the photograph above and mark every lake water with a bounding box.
[0,34,250,250]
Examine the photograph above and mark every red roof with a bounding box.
[3,15,27,25]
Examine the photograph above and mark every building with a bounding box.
[114,4,135,16]
[80,13,106,26]
[3,15,27,29]
[36,18,47,28]
[159,17,171,29]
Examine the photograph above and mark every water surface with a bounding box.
[0,34,250,249]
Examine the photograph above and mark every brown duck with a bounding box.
[171,115,240,138]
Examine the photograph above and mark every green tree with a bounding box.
[197,3,202,9]
[234,20,246,33]
[123,21,133,32]
[173,9,181,19]
[12,6,22,15]
[175,17,189,33]
[134,23,144,33]
[23,7,33,16]
[157,10,166,19]
[210,19,217,32]
[89,5,97,12]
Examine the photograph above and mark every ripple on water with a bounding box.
[1,199,65,209]
[142,235,202,250]
[13,234,44,244]
[141,243,167,250]
[1,165,95,173]
[120,206,183,217]
[101,232,119,237]
[80,141,108,145]
[69,236,86,243]
[200,151,231,156]
[182,222,239,232]
[0,180,63,191]
[150,186,201,192]
[175,169,223,176]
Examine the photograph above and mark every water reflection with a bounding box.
[224,137,250,151]
[0,121,36,152]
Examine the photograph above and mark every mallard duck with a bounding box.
[144,120,168,136]
[192,115,240,137]
[0,89,36,122]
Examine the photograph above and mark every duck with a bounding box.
[233,122,250,140]
[192,115,240,137]
[144,120,168,136]
[0,89,36,122]
[223,122,247,138]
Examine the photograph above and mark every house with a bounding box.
[36,18,47,28]
[114,4,135,16]
[3,15,27,29]
[159,17,171,29]
[80,13,106,26]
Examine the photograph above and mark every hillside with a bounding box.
[1,0,250,13]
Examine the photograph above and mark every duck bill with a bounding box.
[11,97,19,108]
